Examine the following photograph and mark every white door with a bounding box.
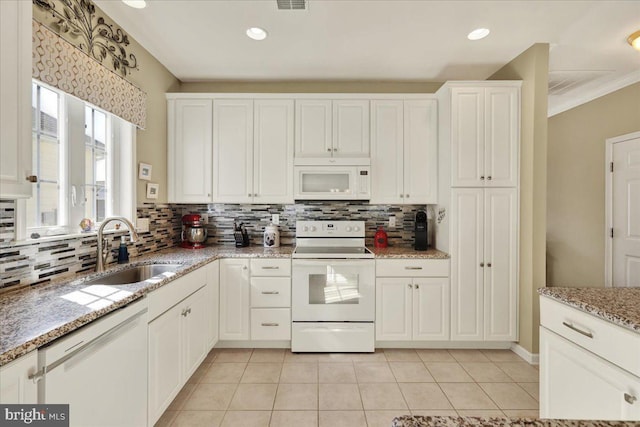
[212,99,253,203]
[253,100,294,203]
[413,278,450,341]
[370,100,404,204]
[483,188,518,341]
[182,287,209,381]
[0,351,37,403]
[148,303,182,424]
[613,136,640,287]
[375,278,412,341]
[484,87,519,187]
[540,327,640,420]
[404,100,438,203]
[168,99,212,203]
[451,88,484,187]
[333,100,370,157]
[451,188,484,340]
[295,100,332,158]
[219,259,250,340]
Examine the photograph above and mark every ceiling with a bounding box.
[95,0,640,116]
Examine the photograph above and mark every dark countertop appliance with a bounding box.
[415,210,428,251]
[234,222,250,247]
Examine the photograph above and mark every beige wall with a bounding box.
[179,81,443,93]
[489,43,549,355]
[33,2,180,204]
[547,82,640,287]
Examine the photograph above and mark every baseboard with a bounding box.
[511,343,539,365]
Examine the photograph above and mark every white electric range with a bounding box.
[291,220,375,352]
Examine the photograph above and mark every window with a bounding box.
[24,81,135,238]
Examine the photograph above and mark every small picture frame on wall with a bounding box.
[139,163,152,181]
[146,183,159,199]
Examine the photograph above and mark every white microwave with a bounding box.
[294,166,371,200]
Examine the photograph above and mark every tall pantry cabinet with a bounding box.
[436,81,521,342]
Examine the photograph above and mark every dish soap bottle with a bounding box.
[117,236,129,264]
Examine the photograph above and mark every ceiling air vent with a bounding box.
[277,0,306,10]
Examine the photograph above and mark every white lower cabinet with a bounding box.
[376,259,450,342]
[148,269,210,426]
[0,351,37,403]
[219,258,251,340]
[251,308,291,340]
[207,260,220,349]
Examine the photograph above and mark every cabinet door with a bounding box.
[451,88,484,187]
[484,188,518,341]
[207,260,220,350]
[0,0,32,198]
[450,188,484,341]
[404,100,438,203]
[148,303,182,424]
[253,100,294,203]
[375,278,412,341]
[295,100,332,157]
[540,327,640,420]
[413,278,450,341]
[0,351,37,404]
[182,287,209,381]
[333,100,370,157]
[213,100,253,203]
[370,100,404,204]
[168,99,212,203]
[485,87,519,187]
[219,259,250,340]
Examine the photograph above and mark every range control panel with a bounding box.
[296,221,366,238]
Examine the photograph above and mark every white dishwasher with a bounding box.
[35,299,148,427]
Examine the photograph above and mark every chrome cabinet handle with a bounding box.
[248,193,252,197]
[400,194,404,198]
[625,393,637,405]
[261,291,280,295]
[562,321,593,339]
[261,323,279,327]
[254,193,258,197]
[415,284,420,289]
[26,175,38,183]
[333,148,337,152]
[181,308,188,317]
[487,262,492,267]
[327,148,332,152]
[408,284,412,289]
[243,266,248,270]
[405,194,410,198]
[405,266,423,270]
[487,176,492,180]
[261,266,280,270]
[480,176,485,180]
[480,262,484,267]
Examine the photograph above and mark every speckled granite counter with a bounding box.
[538,287,640,334]
[371,247,449,259]
[0,245,293,366]
[392,415,639,427]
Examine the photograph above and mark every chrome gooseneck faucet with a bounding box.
[96,217,139,272]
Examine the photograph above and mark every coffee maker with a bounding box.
[415,211,428,251]
[180,214,207,249]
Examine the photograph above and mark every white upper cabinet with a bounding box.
[370,99,437,204]
[0,0,33,198]
[213,99,254,203]
[295,100,370,159]
[450,85,519,187]
[253,100,294,203]
[168,99,213,203]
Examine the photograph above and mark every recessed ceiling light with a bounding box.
[246,27,268,41]
[122,0,146,9]
[628,30,640,51]
[468,28,490,41]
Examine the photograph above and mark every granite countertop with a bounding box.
[392,415,640,427]
[0,244,448,366]
[371,247,449,259]
[538,287,640,334]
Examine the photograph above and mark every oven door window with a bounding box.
[308,269,360,305]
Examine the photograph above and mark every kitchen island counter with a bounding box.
[371,246,449,259]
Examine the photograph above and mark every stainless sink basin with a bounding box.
[85,264,180,286]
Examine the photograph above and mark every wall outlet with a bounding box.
[136,218,150,233]
[271,214,280,225]
[200,215,209,224]
[389,216,396,229]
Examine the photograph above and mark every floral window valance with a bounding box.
[32,20,147,129]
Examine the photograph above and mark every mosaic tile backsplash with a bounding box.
[0,200,433,292]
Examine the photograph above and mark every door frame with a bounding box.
[604,131,640,287]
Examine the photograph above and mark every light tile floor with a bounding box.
[155,348,539,427]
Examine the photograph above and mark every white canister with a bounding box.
[263,223,280,248]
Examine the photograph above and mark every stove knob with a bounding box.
[353,226,360,232]
[309,226,316,232]
[345,226,352,232]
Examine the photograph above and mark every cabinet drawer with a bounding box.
[251,259,291,277]
[540,296,640,377]
[251,309,291,340]
[148,268,207,321]
[251,277,291,308]
[376,259,449,277]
